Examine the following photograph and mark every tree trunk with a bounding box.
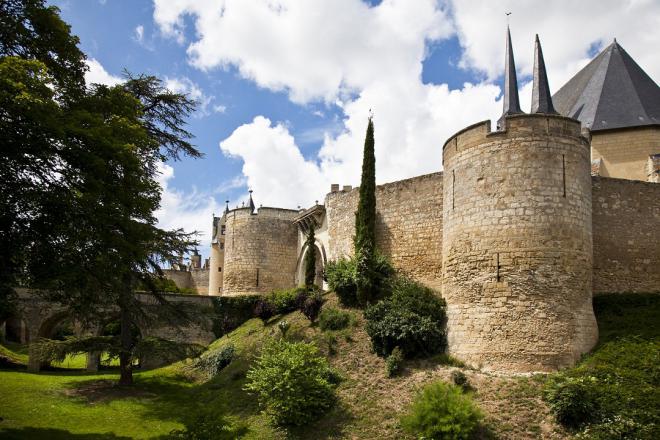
[118,293,133,386]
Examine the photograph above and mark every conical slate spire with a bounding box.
[248,190,256,214]
[531,35,557,114]
[498,26,522,129]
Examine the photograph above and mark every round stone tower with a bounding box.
[222,207,299,296]
[441,114,598,372]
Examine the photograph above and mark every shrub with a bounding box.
[211,295,260,337]
[544,375,601,429]
[193,344,235,378]
[451,370,469,389]
[386,347,404,377]
[325,254,394,307]
[301,292,324,323]
[244,339,337,426]
[269,287,308,314]
[364,277,446,358]
[319,307,352,331]
[401,381,483,440]
[325,257,358,306]
[254,299,275,321]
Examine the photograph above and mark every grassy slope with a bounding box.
[0,293,657,439]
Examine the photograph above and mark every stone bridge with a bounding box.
[1,289,217,372]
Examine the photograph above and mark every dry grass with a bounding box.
[308,294,569,439]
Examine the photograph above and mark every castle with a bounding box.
[168,30,660,373]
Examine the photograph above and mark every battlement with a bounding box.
[226,206,299,221]
[442,114,587,165]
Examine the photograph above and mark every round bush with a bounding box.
[364,277,446,358]
[319,307,352,331]
[401,381,483,440]
[386,347,404,377]
[544,375,601,429]
[244,339,337,426]
[325,258,358,306]
[302,292,324,323]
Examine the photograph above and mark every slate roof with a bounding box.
[552,40,660,131]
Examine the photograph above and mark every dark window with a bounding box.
[221,225,226,235]
[218,267,222,272]
[220,242,225,250]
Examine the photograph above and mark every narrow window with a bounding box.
[452,170,456,210]
[256,268,260,287]
[220,225,226,235]
[562,154,566,197]
[218,267,222,272]
[496,252,501,282]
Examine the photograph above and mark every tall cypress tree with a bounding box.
[354,116,376,305]
[304,227,316,287]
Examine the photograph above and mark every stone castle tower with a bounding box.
[442,30,598,371]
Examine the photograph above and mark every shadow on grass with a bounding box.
[0,427,132,440]
[284,401,355,440]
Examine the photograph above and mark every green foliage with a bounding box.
[543,294,660,439]
[148,277,196,294]
[325,254,394,307]
[364,277,446,357]
[401,381,483,440]
[301,292,324,323]
[193,344,235,378]
[325,257,358,306]
[244,339,337,426]
[168,411,247,439]
[544,375,601,429]
[268,287,309,314]
[210,295,260,337]
[319,307,353,331]
[304,228,317,287]
[451,370,469,389]
[354,117,377,305]
[254,299,275,321]
[385,347,404,378]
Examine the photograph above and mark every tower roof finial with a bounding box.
[531,34,557,115]
[224,199,229,214]
[248,189,256,214]
[498,24,523,129]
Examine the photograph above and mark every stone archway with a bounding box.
[296,241,327,288]
[2,316,30,344]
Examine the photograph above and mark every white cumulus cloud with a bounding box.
[153,0,660,210]
[85,58,123,86]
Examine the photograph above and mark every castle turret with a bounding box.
[441,113,598,372]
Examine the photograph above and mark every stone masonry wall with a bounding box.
[222,207,299,296]
[325,172,444,290]
[591,126,660,181]
[592,176,660,294]
[442,115,598,373]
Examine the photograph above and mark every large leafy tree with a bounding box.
[0,1,203,384]
[354,116,377,305]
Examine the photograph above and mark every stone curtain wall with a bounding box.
[190,269,209,295]
[222,207,299,296]
[592,177,660,294]
[441,115,598,373]
[325,173,444,290]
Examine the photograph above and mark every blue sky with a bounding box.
[48,0,660,257]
